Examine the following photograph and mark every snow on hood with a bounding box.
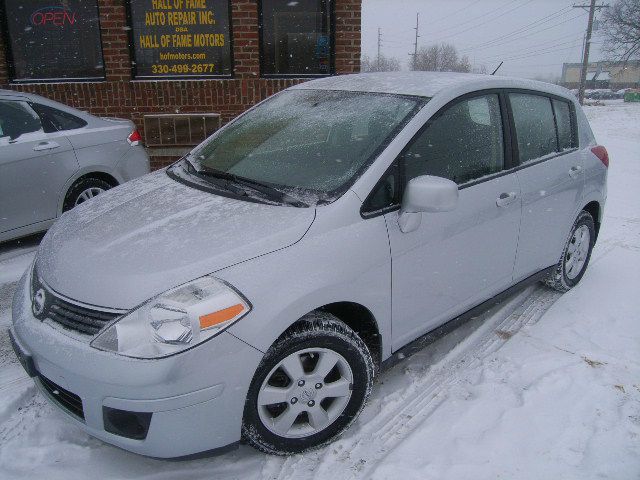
[36,170,316,309]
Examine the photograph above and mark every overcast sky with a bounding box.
[361,0,607,80]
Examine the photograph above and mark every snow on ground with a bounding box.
[0,103,638,479]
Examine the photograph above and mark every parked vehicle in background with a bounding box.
[0,90,149,243]
[10,72,608,457]
[624,89,640,102]
[584,89,622,100]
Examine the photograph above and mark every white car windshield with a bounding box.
[189,89,425,195]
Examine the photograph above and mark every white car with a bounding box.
[11,72,607,457]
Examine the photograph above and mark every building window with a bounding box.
[127,0,232,79]
[260,0,332,76]
[2,0,105,82]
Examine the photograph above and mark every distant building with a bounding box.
[561,60,640,90]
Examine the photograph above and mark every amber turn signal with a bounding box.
[199,304,245,330]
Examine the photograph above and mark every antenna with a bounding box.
[491,61,504,75]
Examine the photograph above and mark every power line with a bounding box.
[502,61,571,68]
[462,11,588,54]
[478,43,589,63]
[458,5,575,53]
[474,37,586,62]
[423,0,484,27]
[437,0,538,41]
[427,0,523,38]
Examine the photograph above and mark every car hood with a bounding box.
[36,170,316,309]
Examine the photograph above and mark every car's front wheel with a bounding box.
[545,210,596,292]
[242,312,374,455]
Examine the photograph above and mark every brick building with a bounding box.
[0,0,361,169]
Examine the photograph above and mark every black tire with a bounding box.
[63,177,113,212]
[242,312,374,455]
[544,210,596,292]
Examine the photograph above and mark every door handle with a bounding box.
[568,165,583,178]
[33,141,60,151]
[496,192,517,207]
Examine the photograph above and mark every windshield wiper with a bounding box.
[191,164,308,207]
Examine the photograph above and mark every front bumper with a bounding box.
[10,271,263,458]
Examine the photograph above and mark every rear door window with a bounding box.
[0,100,44,143]
[509,93,558,163]
[552,99,574,151]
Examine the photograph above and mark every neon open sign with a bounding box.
[30,6,77,27]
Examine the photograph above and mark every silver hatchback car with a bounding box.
[0,90,150,243]
[10,72,607,457]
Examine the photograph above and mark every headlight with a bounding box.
[91,276,250,359]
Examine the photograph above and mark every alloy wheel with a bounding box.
[565,224,591,280]
[257,347,353,439]
[74,187,105,206]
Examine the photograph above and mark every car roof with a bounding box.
[0,88,30,99]
[290,71,573,101]
[0,88,96,119]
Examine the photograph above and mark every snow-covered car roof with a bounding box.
[0,88,30,99]
[291,71,573,101]
[0,89,95,119]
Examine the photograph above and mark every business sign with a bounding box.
[128,0,232,78]
[3,1,105,82]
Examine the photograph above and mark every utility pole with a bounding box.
[573,1,609,105]
[377,27,382,69]
[409,13,420,70]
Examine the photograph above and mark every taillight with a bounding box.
[127,129,142,146]
[591,145,609,168]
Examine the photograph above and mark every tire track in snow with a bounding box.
[269,285,561,480]
[0,374,30,395]
[0,373,36,444]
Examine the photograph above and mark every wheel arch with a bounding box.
[582,200,601,240]
[277,302,382,370]
[58,169,122,214]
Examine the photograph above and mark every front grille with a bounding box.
[46,298,118,335]
[31,267,121,336]
[39,375,85,420]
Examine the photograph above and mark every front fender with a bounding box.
[222,192,393,361]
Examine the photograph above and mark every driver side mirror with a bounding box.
[398,175,458,233]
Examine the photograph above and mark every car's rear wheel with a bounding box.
[545,210,596,292]
[242,312,374,455]
[63,177,113,212]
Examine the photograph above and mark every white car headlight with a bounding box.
[91,276,250,359]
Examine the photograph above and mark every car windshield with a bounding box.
[187,89,424,198]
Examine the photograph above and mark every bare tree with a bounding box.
[411,43,471,73]
[472,64,488,74]
[601,0,640,62]
[361,54,401,72]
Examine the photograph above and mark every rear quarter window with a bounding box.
[552,99,575,151]
[509,93,558,163]
[30,103,87,133]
